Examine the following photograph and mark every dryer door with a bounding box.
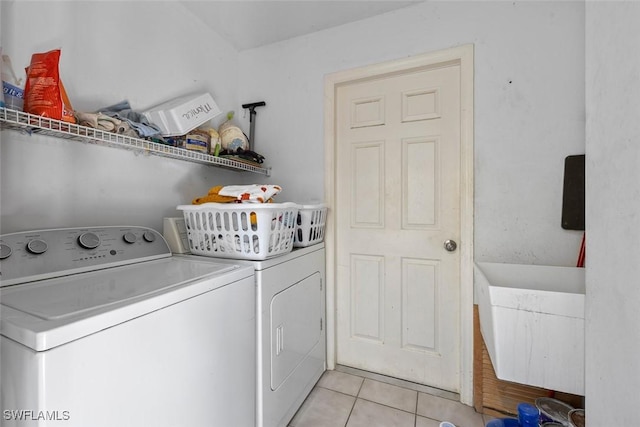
[270,272,322,390]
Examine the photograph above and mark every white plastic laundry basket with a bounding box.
[177,202,298,260]
[294,204,327,247]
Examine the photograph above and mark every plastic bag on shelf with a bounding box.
[23,49,75,122]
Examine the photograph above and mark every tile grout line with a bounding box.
[312,370,484,427]
[356,374,420,416]
[347,377,367,426]
[315,384,360,399]
[341,377,365,427]
[357,377,416,415]
[356,377,366,397]
[415,385,419,427]
[317,377,422,420]
[335,364,459,402]
[355,395,418,416]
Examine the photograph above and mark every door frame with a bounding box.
[323,44,474,405]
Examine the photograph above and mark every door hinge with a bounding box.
[320,318,323,331]
[320,279,323,292]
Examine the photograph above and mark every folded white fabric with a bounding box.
[75,111,122,132]
[218,184,282,203]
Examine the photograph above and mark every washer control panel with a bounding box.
[0,226,171,287]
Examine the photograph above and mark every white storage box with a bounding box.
[294,204,327,247]
[177,203,298,260]
[143,93,222,136]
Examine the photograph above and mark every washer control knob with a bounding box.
[0,243,13,259]
[78,232,101,250]
[143,231,156,243]
[27,239,48,255]
[123,232,137,244]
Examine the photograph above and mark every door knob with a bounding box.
[444,239,457,252]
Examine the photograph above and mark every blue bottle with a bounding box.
[517,403,540,427]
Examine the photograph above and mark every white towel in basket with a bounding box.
[218,184,282,203]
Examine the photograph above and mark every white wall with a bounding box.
[1,1,586,262]
[238,1,586,267]
[585,2,640,424]
[4,1,638,421]
[6,0,636,421]
[0,1,252,234]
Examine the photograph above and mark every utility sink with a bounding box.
[475,262,585,395]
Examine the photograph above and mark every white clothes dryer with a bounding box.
[209,243,326,427]
[0,226,256,427]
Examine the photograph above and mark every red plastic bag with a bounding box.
[23,49,75,122]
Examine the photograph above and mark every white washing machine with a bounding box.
[0,226,256,427]
[209,243,326,427]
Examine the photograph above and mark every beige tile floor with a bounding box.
[290,370,495,427]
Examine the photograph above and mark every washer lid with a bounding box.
[2,257,237,320]
[0,257,252,351]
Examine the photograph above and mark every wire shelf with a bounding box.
[0,107,271,176]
